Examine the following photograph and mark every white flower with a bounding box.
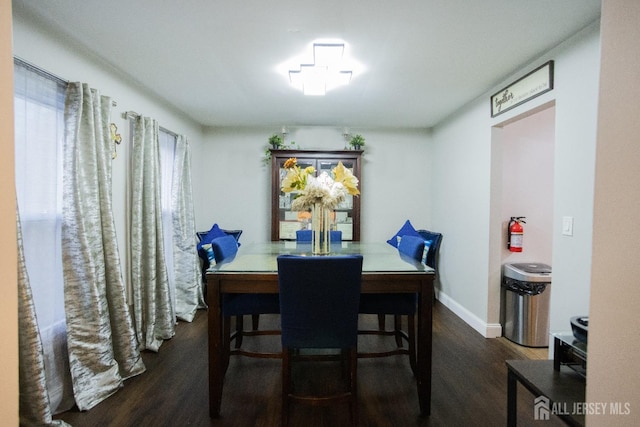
[290,172,348,210]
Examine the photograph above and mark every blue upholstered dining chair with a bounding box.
[211,235,280,361]
[295,229,312,241]
[196,227,242,286]
[416,229,443,271]
[277,254,363,427]
[295,229,343,242]
[358,234,426,374]
[198,227,265,339]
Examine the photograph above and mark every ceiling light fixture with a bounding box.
[289,42,353,96]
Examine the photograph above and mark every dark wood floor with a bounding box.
[56,301,565,426]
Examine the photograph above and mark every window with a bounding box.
[159,129,177,305]
[14,58,71,411]
[14,59,66,333]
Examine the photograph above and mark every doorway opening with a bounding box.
[489,101,556,339]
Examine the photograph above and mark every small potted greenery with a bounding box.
[264,134,284,164]
[349,134,365,150]
[264,134,299,164]
[268,134,284,149]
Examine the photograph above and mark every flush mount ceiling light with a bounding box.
[288,42,353,96]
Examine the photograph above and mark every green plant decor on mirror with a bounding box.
[268,134,284,149]
[264,134,299,164]
[349,134,365,150]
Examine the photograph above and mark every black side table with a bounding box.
[506,359,585,426]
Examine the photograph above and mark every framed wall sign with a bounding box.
[491,60,554,117]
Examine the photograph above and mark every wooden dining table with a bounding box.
[206,241,435,418]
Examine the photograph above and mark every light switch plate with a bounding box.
[562,216,574,236]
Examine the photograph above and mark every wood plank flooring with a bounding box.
[56,301,565,426]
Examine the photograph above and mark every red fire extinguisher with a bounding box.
[507,216,526,252]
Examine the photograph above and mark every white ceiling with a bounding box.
[14,0,601,129]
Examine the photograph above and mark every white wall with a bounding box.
[192,126,274,242]
[359,128,433,242]
[431,21,600,338]
[431,99,496,334]
[194,126,432,244]
[547,23,600,336]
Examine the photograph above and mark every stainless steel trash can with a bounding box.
[502,263,552,347]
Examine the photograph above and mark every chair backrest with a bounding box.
[397,235,426,262]
[416,229,443,270]
[211,234,239,264]
[296,229,343,242]
[222,228,243,243]
[295,229,343,243]
[295,229,312,242]
[277,255,363,349]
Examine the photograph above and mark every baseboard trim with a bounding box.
[435,290,502,338]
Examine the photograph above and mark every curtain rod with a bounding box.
[122,111,179,138]
[14,56,118,107]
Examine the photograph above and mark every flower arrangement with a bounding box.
[281,157,360,210]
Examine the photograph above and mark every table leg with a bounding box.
[208,275,223,418]
[417,276,433,416]
[553,336,561,371]
[507,368,517,427]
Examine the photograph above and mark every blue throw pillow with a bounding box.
[197,223,227,251]
[386,220,424,248]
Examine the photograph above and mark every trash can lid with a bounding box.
[503,263,552,282]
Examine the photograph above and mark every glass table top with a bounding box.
[208,241,435,274]
[553,332,588,358]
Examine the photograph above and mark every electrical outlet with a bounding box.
[562,216,574,236]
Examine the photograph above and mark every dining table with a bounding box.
[206,241,435,418]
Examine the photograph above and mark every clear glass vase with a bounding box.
[311,202,331,255]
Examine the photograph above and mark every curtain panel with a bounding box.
[18,210,71,427]
[62,83,145,410]
[14,58,75,416]
[130,116,176,352]
[172,135,206,320]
